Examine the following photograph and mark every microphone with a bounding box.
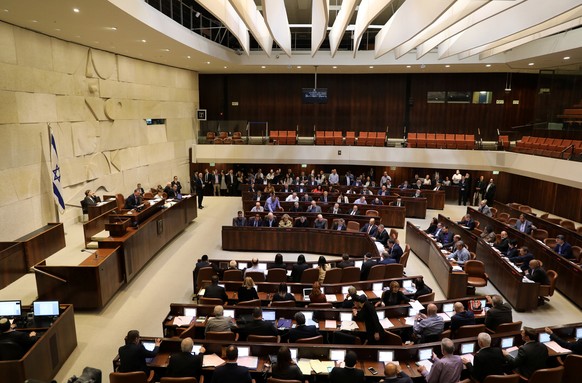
[81,249,98,259]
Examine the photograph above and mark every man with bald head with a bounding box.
[450,302,475,333]
[494,231,509,253]
[463,332,509,382]
[413,303,444,343]
[525,259,550,285]
[306,200,322,213]
[205,306,236,334]
[360,218,378,236]
[211,345,252,383]
[418,338,462,383]
[313,214,328,229]
[383,362,412,383]
[167,337,204,378]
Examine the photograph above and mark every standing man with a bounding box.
[195,172,204,209]
[352,295,383,344]
[484,178,496,203]
[458,176,469,206]
[171,176,182,194]
[473,175,486,205]
[212,169,222,196]
[225,169,236,196]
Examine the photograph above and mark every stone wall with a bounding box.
[0,22,198,239]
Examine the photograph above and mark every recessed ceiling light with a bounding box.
[162,48,170,52]
[3,9,8,12]
[369,66,374,69]
[261,66,266,69]
[564,56,570,60]
[445,65,450,68]
[187,55,191,59]
[73,8,80,13]
[332,66,337,69]
[31,20,38,23]
[54,28,61,31]
[528,62,534,66]
[297,66,301,69]
[141,39,147,43]
[406,65,411,68]
[224,66,227,69]
[485,64,491,67]
[206,61,210,64]
[106,27,117,31]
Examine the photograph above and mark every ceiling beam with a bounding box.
[229,0,273,56]
[311,0,329,57]
[195,0,250,55]
[353,0,396,58]
[328,0,358,57]
[262,0,292,57]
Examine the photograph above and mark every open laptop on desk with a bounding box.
[303,288,312,300]
[142,340,156,363]
[0,300,22,321]
[32,300,59,327]
[416,347,433,372]
[262,310,276,325]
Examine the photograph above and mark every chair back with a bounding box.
[497,212,510,222]
[246,271,265,282]
[465,260,488,288]
[237,299,261,307]
[143,192,154,199]
[340,266,360,283]
[543,238,557,248]
[196,267,216,292]
[308,302,333,309]
[482,374,520,383]
[346,221,360,232]
[540,213,549,219]
[223,269,243,281]
[469,252,477,260]
[518,205,533,214]
[560,220,576,230]
[367,264,385,280]
[383,330,403,346]
[206,331,236,341]
[494,321,522,333]
[247,335,279,343]
[416,292,435,303]
[160,378,197,383]
[528,365,564,383]
[507,218,518,226]
[80,199,88,214]
[531,229,549,241]
[0,341,24,360]
[562,354,582,383]
[455,324,486,339]
[366,209,379,217]
[295,335,323,344]
[399,244,410,267]
[109,371,148,383]
[384,264,404,278]
[546,217,562,224]
[267,378,301,383]
[266,268,287,282]
[115,193,126,211]
[490,207,498,217]
[300,268,319,283]
[539,270,558,297]
[199,297,223,306]
[270,300,296,307]
[572,246,582,263]
[323,268,342,284]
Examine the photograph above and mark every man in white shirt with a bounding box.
[354,196,367,205]
[380,171,391,186]
[285,192,299,202]
[328,169,339,185]
[250,202,264,212]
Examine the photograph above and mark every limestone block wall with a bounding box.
[0,22,198,239]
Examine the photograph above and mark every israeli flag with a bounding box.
[50,131,65,213]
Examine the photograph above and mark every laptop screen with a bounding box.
[342,286,350,294]
[402,280,413,289]
[576,327,582,339]
[461,343,475,354]
[263,310,276,321]
[238,263,247,270]
[191,345,202,355]
[224,309,235,318]
[239,346,250,357]
[258,263,267,271]
[501,337,514,348]
[378,350,394,362]
[373,283,383,291]
[290,348,298,360]
[142,341,156,352]
[354,261,363,268]
[184,308,196,317]
[442,303,454,313]
[539,333,551,343]
[376,311,385,320]
[303,288,313,297]
[418,348,432,361]
[33,301,59,317]
[340,312,352,322]
[0,300,21,317]
[330,349,345,361]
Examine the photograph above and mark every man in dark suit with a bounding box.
[391,197,405,207]
[211,345,252,383]
[331,218,347,231]
[463,332,509,382]
[458,176,470,206]
[328,203,343,214]
[166,337,204,378]
[360,253,378,280]
[376,224,389,247]
[329,351,365,383]
[248,214,263,227]
[494,231,510,253]
[360,218,378,237]
[289,201,302,212]
[484,295,513,331]
[293,216,309,228]
[232,211,247,227]
[387,239,403,263]
[352,295,383,344]
[243,308,278,337]
[194,173,204,208]
[336,253,354,268]
[525,259,550,285]
[458,214,476,230]
[83,189,101,207]
[204,275,228,303]
[514,214,535,234]
[504,327,548,378]
[484,179,496,202]
[225,169,236,196]
[290,254,310,282]
[450,302,476,333]
[544,326,582,354]
[508,247,534,271]
[300,193,312,202]
[289,312,319,342]
[554,235,573,259]
[0,317,39,358]
[313,214,328,229]
[263,212,278,228]
[437,226,451,245]
[124,189,141,209]
[118,330,160,374]
[378,250,397,265]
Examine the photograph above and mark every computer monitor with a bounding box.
[303,311,314,321]
[378,350,394,362]
[377,311,385,320]
[418,348,432,361]
[0,300,22,317]
[239,346,250,357]
[539,332,551,343]
[142,340,156,351]
[330,349,345,361]
[191,345,202,355]
[224,309,235,318]
[409,307,419,317]
[263,310,276,321]
[402,280,413,290]
[340,312,352,322]
[480,299,487,308]
[372,283,383,291]
[238,263,247,270]
[303,288,313,297]
[460,343,475,355]
[501,337,514,349]
[184,308,197,317]
[442,303,454,313]
[258,263,267,271]
[576,327,582,339]
[290,348,298,360]
[33,301,59,317]
[354,261,363,268]
[342,286,350,294]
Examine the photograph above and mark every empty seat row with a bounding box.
[314,131,385,146]
[206,131,244,144]
[513,136,582,159]
[408,133,475,150]
[269,130,296,144]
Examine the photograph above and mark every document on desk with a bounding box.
[325,294,337,302]
[310,359,335,374]
[356,290,365,296]
[297,359,314,375]
[237,356,259,369]
[452,265,463,272]
[173,316,193,326]
[203,354,225,367]
[324,320,337,329]
[380,318,393,329]
[340,320,359,331]
[437,313,451,321]
[462,353,474,364]
[417,360,433,373]
[544,341,572,354]
[410,300,424,312]
[404,316,416,325]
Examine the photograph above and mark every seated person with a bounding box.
[211,345,252,383]
[514,214,535,234]
[341,286,358,308]
[354,196,367,205]
[391,197,405,207]
[484,295,513,331]
[443,234,461,252]
[436,226,451,245]
[244,258,264,277]
[294,215,309,227]
[425,217,438,235]
[290,254,309,282]
[505,239,519,259]
[450,302,476,333]
[237,277,259,302]
[250,202,264,212]
[412,278,432,300]
[413,304,445,343]
[271,346,303,381]
[247,213,263,227]
[285,192,299,202]
[387,238,403,263]
[447,241,470,266]
[331,218,347,231]
[166,337,204,379]
[124,189,142,209]
[494,231,510,253]
[376,281,410,307]
[270,283,296,303]
[508,247,534,271]
[378,250,397,265]
[360,252,378,280]
[371,197,383,205]
[268,253,286,270]
[417,338,462,383]
[232,211,247,227]
[360,218,378,236]
[278,214,293,228]
[376,224,389,247]
[336,253,354,268]
[329,351,365,383]
[263,212,278,227]
[458,214,476,230]
[289,201,302,212]
[544,326,582,354]
[205,305,236,335]
[503,326,548,378]
[0,317,39,359]
[243,307,278,337]
[83,189,101,206]
[118,329,160,374]
[308,281,327,303]
[306,200,322,213]
[204,275,228,303]
[554,234,573,259]
[313,214,328,229]
[480,225,497,243]
[348,205,359,215]
[328,203,343,214]
[289,312,319,342]
[463,332,509,383]
[384,361,412,383]
[524,259,550,285]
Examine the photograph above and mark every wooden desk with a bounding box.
[0,304,77,382]
[15,223,65,269]
[222,226,381,258]
[87,199,116,220]
[34,247,124,310]
[0,242,26,288]
[405,222,468,299]
[243,211,380,228]
[468,207,582,309]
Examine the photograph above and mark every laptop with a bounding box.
[354,260,363,268]
[258,263,267,271]
[539,332,551,343]
[576,327,582,339]
[340,312,352,322]
[191,344,202,355]
[184,308,196,317]
[238,346,250,357]
[501,337,514,349]
[224,309,235,318]
[142,340,156,363]
[418,348,432,361]
[303,288,313,298]
[303,311,317,327]
[402,280,416,293]
[0,300,22,319]
[330,349,346,361]
[262,310,276,324]
[238,263,247,270]
[32,300,59,326]
[378,350,394,363]
[460,343,475,355]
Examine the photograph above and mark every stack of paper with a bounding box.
[340,321,359,331]
[461,353,474,364]
[324,320,337,329]
[173,316,193,326]
[544,341,572,354]
[325,294,337,302]
[238,356,259,369]
[297,359,314,375]
[452,265,463,272]
[404,317,416,325]
[203,354,225,367]
[410,300,424,312]
[310,360,335,374]
[417,360,433,373]
[380,318,393,329]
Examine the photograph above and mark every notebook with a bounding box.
[340,312,352,322]
[224,309,235,318]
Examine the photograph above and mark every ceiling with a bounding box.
[1,0,582,74]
